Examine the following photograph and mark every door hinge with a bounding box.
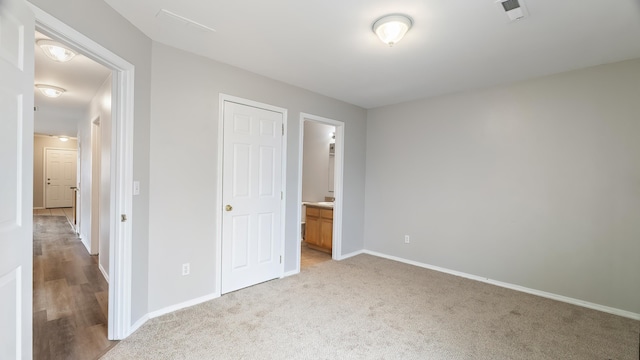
[282,124,284,135]
[121,214,127,222]
[280,255,282,264]
[281,191,283,200]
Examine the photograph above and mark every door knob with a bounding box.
[225,205,233,212]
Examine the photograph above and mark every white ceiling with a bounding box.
[34,31,111,137]
[103,0,640,109]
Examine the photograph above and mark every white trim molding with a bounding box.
[283,269,299,278]
[147,293,219,320]
[98,263,110,284]
[363,250,640,321]
[338,249,364,261]
[129,314,150,335]
[30,3,136,340]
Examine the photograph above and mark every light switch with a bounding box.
[133,181,140,195]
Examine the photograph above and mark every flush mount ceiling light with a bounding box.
[372,14,413,46]
[37,39,76,62]
[36,84,66,98]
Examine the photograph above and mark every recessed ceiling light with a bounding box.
[372,14,413,47]
[35,84,66,98]
[37,39,76,62]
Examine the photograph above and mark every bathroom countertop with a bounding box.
[302,201,334,209]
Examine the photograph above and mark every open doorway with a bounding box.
[32,1,137,346]
[296,113,345,273]
[32,29,116,358]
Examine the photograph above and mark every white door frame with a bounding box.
[30,3,135,340]
[296,113,345,273]
[75,139,81,234]
[89,116,101,255]
[215,94,288,297]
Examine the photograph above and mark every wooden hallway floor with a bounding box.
[33,212,117,359]
[33,207,75,221]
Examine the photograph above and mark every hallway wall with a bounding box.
[302,121,335,203]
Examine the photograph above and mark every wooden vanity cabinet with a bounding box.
[304,205,333,253]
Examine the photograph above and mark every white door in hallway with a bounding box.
[221,101,284,294]
[45,148,77,208]
[0,0,35,358]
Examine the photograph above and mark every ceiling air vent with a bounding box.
[497,0,528,21]
[156,9,216,33]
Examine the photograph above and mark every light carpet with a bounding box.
[100,254,639,359]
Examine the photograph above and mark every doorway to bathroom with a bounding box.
[297,113,345,273]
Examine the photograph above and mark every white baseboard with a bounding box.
[147,293,219,319]
[129,314,150,335]
[338,249,364,261]
[80,234,92,254]
[125,249,638,341]
[98,263,109,284]
[283,269,299,277]
[363,250,640,321]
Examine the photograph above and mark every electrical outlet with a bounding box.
[404,235,410,244]
[182,263,190,276]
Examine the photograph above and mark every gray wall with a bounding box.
[88,75,112,277]
[303,121,335,202]
[364,59,640,314]
[77,109,93,253]
[28,0,152,323]
[148,42,366,312]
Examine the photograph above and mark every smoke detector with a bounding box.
[497,0,528,21]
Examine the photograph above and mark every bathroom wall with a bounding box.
[302,121,335,202]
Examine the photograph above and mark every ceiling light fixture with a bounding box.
[37,39,76,62]
[372,14,413,47]
[36,84,66,98]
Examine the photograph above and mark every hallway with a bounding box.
[33,211,116,359]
